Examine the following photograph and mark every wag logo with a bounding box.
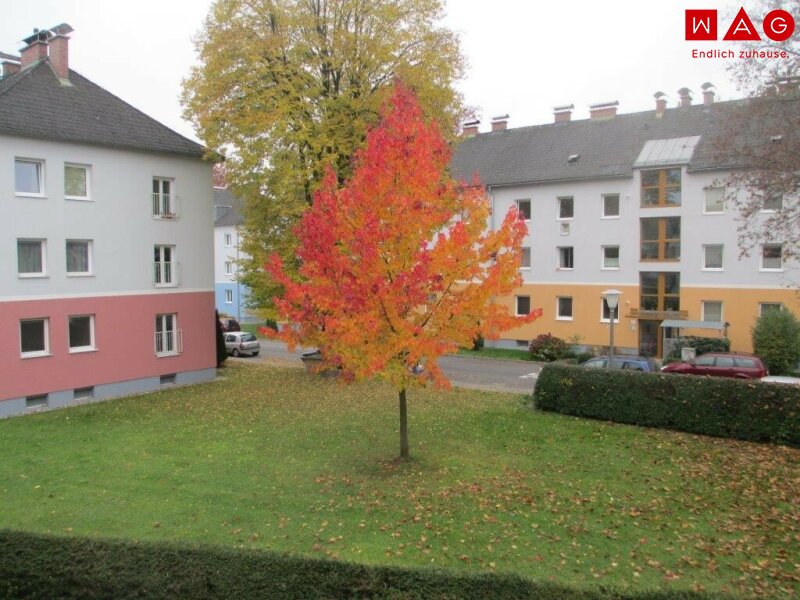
[685,7,795,41]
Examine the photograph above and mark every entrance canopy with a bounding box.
[660,320,725,330]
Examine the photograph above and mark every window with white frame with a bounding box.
[152,177,176,217]
[154,245,177,286]
[515,199,531,221]
[155,313,180,355]
[17,239,46,277]
[15,159,44,196]
[703,244,723,270]
[602,194,620,218]
[558,196,574,219]
[224,232,233,247]
[225,289,233,304]
[557,246,574,270]
[68,315,95,352]
[20,318,49,357]
[557,296,573,320]
[704,187,725,213]
[761,244,783,270]
[600,298,617,322]
[64,164,90,200]
[602,246,620,269]
[516,295,531,316]
[702,301,723,323]
[66,240,93,275]
[225,261,233,276]
[759,302,783,317]
[763,194,783,211]
[520,247,531,270]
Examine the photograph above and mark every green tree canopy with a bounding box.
[182,0,467,313]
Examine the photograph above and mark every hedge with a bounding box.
[0,529,736,600]
[533,364,800,447]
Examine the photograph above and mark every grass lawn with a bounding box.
[457,347,533,361]
[0,363,798,597]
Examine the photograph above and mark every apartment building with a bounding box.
[451,89,799,357]
[213,187,256,322]
[0,26,216,416]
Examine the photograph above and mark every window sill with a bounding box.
[556,268,574,271]
[702,268,724,272]
[21,352,52,359]
[155,351,181,358]
[556,217,574,222]
[18,274,48,279]
[601,215,620,220]
[154,283,179,288]
[519,267,531,271]
[67,273,95,278]
[760,268,784,273]
[65,196,92,202]
[702,211,724,216]
[556,316,574,321]
[152,215,180,221]
[15,193,47,199]
[69,347,97,354]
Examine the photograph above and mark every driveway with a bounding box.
[231,340,541,394]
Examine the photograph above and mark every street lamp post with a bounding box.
[603,290,622,369]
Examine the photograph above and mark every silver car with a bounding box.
[224,332,260,357]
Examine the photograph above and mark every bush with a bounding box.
[665,336,730,362]
[752,309,800,375]
[215,310,227,368]
[533,364,800,447]
[0,529,730,600]
[529,334,571,362]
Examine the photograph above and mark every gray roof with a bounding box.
[450,99,783,188]
[0,61,204,158]
[214,187,244,227]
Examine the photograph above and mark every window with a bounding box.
[154,245,176,286]
[224,232,232,247]
[26,395,48,409]
[225,289,233,304]
[702,301,723,323]
[703,244,723,270]
[601,298,618,322]
[640,272,680,312]
[558,196,574,219]
[695,355,715,367]
[704,187,725,213]
[557,246,574,270]
[759,302,783,317]
[602,194,620,218]
[641,168,681,207]
[225,261,234,276]
[557,297,573,320]
[152,177,176,217]
[74,387,94,400]
[515,340,528,348]
[68,315,95,352]
[516,296,531,316]
[763,194,783,211]
[15,159,44,196]
[761,244,783,270]
[160,373,177,386]
[64,164,90,199]
[155,313,180,355]
[17,239,46,277]
[602,246,620,269]
[20,318,49,357]
[520,247,531,270]
[66,240,93,275]
[515,199,531,221]
[640,217,680,260]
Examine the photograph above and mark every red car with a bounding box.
[661,353,768,379]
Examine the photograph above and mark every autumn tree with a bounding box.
[720,0,800,268]
[182,0,467,313]
[266,85,540,459]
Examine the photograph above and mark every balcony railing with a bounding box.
[626,308,689,320]
[153,261,180,287]
[154,330,183,355]
[152,193,179,219]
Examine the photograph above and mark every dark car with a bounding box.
[580,355,659,372]
[219,317,241,332]
[661,353,767,379]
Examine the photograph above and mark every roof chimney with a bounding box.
[701,82,715,106]
[589,100,619,120]
[553,104,574,123]
[47,24,73,81]
[462,119,480,137]
[654,91,668,117]
[1,59,20,78]
[491,114,509,132]
[20,29,49,70]
[678,87,693,107]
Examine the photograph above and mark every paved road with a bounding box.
[233,340,541,394]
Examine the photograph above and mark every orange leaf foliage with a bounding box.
[267,84,541,389]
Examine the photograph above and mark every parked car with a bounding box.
[580,355,659,372]
[661,353,767,379]
[224,331,260,357]
[219,317,241,332]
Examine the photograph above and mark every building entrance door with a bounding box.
[639,320,661,357]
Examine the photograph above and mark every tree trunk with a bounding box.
[399,388,409,459]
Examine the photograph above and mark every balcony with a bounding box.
[152,193,180,219]
[153,261,180,287]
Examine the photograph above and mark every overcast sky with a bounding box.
[1,0,750,142]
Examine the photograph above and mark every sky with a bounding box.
[0,0,754,143]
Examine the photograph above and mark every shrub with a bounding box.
[752,309,800,375]
[0,529,729,600]
[529,334,571,362]
[665,336,730,362]
[533,364,800,447]
[215,310,227,367]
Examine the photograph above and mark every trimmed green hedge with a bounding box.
[0,529,735,600]
[533,364,800,447]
